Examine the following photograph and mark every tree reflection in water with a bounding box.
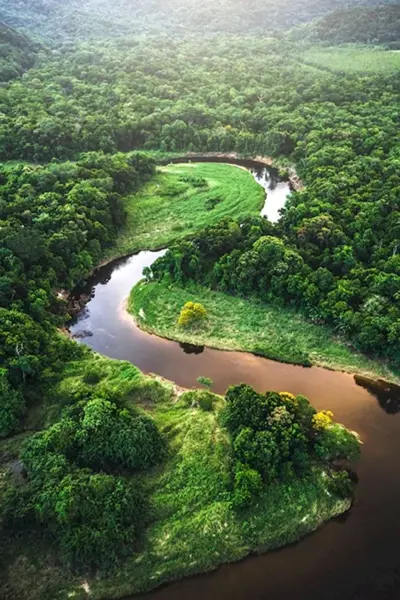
[354,375,400,414]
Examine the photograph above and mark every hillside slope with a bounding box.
[0,21,40,81]
[311,5,400,46]
[0,0,397,41]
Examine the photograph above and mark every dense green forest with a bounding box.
[0,0,399,597]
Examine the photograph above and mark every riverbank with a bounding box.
[129,280,400,383]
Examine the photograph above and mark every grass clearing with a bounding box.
[0,351,351,599]
[300,45,400,74]
[129,280,400,382]
[107,162,264,259]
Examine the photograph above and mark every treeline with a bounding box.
[311,5,400,47]
[0,0,393,42]
[0,151,155,436]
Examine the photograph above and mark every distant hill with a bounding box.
[0,21,40,82]
[0,0,397,41]
[311,5,400,46]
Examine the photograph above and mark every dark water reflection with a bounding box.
[68,162,400,600]
[179,342,205,355]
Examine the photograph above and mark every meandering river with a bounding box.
[69,162,400,600]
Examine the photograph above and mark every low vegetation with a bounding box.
[301,45,400,73]
[108,163,265,258]
[0,350,359,599]
[130,279,400,381]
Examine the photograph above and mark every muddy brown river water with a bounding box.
[69,162,400,600]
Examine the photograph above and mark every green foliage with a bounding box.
[328,470,354,499]
[223,384,360,507]
[197,376,213,389]
[309,6,400,47]
[0,22,40,82]
[314,423,361,462]
[0,373,25,438]
[77,399,166,471]
[232,462,263,510]
[180,389,218,412]
[178,302,207,327]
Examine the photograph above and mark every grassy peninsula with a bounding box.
[0,350,358,599]
[106,162,265,259]
[130,280,400,383]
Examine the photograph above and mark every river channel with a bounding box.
[69,161,400,600]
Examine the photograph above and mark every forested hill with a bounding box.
[305,5,400,46]
[0,0,397,41]
[0,21,41,82]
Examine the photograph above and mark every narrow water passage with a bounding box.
[68,162,400,600]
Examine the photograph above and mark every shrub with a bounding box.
[232,462,263,510]
[314,423,360,462]
[178,301,207,327]
[312,410,333,431]
[83,367,103,385]
[197,375,213,389]
[198,391,216,412]
[0,374,25,438]
[180,389,217,411]
[328,470,354,499]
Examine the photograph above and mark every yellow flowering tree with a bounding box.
[312,410,333,431]
[178,301,207,327]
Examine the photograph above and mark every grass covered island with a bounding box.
[0,351,360,599]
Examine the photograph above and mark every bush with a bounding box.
[0,374,26,438]
[312,410,333,431]
[314,423,360,462]
[180,389,217,411]
[83,367,103,385]
[178,301,207,327]
[197,375,213,389]
[232,462,263,510]
[198,391,216,412]
[328,470,354,499]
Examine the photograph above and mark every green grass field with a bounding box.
[0,352,350,599]
[129,280,400,382]
[107,162,264,259]
[301,45,400,74]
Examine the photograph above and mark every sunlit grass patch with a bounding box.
[301,45,400,74]
[129,279,400,381]
[107,162,264,259]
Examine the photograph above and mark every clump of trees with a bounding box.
[222,384,360,509]
[10,397,166,569]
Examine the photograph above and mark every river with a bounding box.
[69,162,400,600]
